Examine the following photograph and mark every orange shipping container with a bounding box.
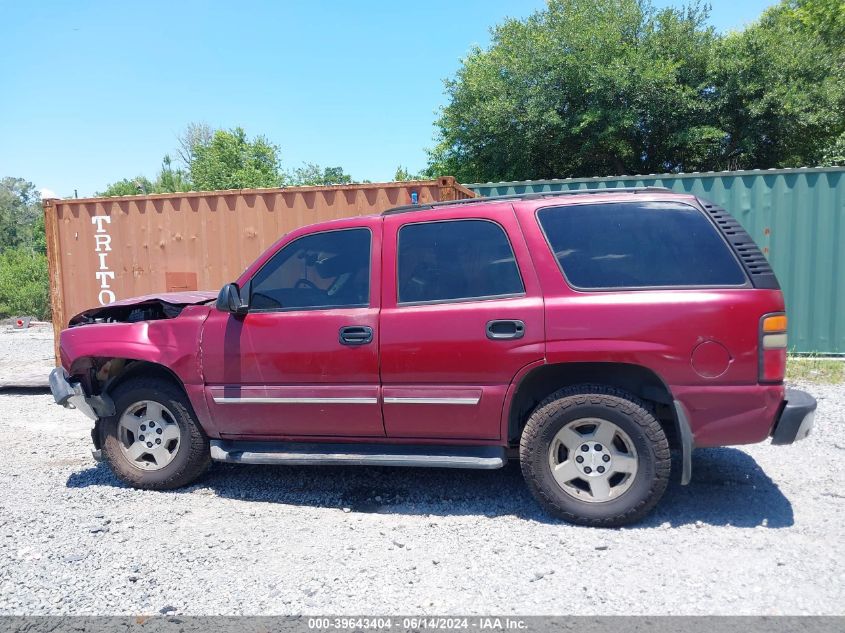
[43,178,475,360]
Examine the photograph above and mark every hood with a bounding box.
[69,291,218,326]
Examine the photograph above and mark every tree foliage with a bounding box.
[189,127,283,191]
[176,122,214,170]
[98,156,191,197]
[0,248,50,320]
[287,163,353,186]
[0,177,44,253]
[100,125,365,194]
[0,178,49,319]
[429,0,845,181]
[711,0,845,170]
[822,132,845,166]
[393,165,425,181]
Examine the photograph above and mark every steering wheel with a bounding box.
[294,278,319,290]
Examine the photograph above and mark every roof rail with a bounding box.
[381,186,675,215]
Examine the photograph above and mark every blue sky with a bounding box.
[0,0,775,198]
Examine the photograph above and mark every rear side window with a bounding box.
[397,219,524,304]
[537,201,747,289]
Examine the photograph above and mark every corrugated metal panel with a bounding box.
[44,178,476,360]
[467,167,845,354]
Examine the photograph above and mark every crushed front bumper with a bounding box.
[49,367,111,461]
[49,367,98,420]
[48,367,114,421]
[771,388,817,445]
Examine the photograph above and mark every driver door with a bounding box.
[200,222,385,438]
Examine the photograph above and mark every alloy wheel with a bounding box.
[547,417,639,503]
[117,400,181,471]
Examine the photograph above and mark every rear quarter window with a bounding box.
[537,201,748,289]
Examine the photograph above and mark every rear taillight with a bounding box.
[760,313,787,383]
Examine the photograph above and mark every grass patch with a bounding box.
[787,356,844,384]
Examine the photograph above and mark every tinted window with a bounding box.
[250,228,371,310]
[537,202,747,289]
[397,220,524,304]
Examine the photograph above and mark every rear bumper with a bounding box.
[770,388,817,445]
[671,383,784,447]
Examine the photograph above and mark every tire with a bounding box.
[100,377,211,490]
[519,384,670,527]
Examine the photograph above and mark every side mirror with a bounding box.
[216,283,248,315]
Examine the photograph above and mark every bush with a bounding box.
[0,248,50,320]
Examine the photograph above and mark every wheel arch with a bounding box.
[106,359,186,395]
[70,356,184,395]
[507,362,678,448]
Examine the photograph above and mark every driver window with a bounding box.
[250,228,371,311]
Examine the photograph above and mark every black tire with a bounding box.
[519,384,670,527]
[100,377,211,490]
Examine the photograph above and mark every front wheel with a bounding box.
[520,385,670,527]
[100,377,211,490]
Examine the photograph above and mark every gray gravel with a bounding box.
[0,329,843,615]
[0,322,54,388]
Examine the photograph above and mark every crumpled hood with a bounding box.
[69,291,218,326]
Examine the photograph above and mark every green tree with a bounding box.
[155,155,192,193]
[428,0,845,180]
[97,176,156,197]
[189,127,282,190]
[0,177,43,252]
[97,158,192,196]
[31,215,46,255]
[710,0,845,170]
[393,165,424,181]
[176,122,214,170]
[288,163,353,186]
[821,132,845,166]
[0,248,50,319]
[428,0,720,181]
[97,123,363,194]
[786,0,845,46]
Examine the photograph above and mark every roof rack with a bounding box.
[381,186,674,215]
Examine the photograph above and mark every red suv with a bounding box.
[50,188,816,526]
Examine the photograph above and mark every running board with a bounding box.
[210,440,507,470]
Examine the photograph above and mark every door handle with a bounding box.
[486,319,525,340]
[339,325,373,346]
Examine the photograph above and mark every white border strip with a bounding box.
[213,397,378,405]
[383,397,480,405]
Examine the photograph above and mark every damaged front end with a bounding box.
[67,291,217,326]
[52,291,218,459]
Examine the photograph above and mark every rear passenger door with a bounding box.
[379,205,545,440]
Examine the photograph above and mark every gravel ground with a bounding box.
[0,323,54,387]
[0,329,843,615]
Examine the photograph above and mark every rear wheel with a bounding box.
[520,385,670,527]
[100,377,210,489]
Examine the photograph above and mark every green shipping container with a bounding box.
[466,167,845,354]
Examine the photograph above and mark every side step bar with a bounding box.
[210,440,507,470]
